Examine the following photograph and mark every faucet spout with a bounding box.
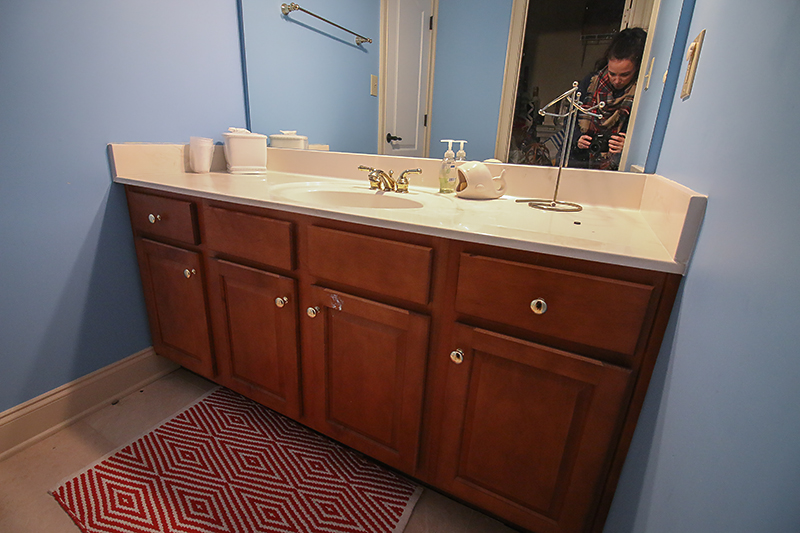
[373,169,396,191]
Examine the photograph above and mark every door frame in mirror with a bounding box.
[494,0,529,163]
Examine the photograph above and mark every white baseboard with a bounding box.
[0,348,178,461]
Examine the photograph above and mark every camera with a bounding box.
[588,133,610,155]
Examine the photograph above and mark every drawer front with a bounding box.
[307,226,433,305]
[204,205,294,271]
[127,190,199,245]
[455,254,655,356]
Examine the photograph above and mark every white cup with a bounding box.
[189,137,214,173]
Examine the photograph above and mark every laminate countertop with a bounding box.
[109,143,707,274]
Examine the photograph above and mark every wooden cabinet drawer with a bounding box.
[455,254,655,356]
[127,190,199,245]
[307,226,433,305]
[204,205,294,271]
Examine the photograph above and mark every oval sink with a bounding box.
[275,185,426,209]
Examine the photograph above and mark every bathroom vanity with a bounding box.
[110,143,705,533]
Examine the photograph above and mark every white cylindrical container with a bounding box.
[222,128,267,174]
[188,137,214,173]
[269,130,309,149]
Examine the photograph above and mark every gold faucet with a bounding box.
[358,165,396,191]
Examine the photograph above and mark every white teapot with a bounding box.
[455,161,507,199]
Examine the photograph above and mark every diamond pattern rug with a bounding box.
[51,387,422,532]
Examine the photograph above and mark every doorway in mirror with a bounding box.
[502,0,656,168]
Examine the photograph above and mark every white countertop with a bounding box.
[109,144,707,274]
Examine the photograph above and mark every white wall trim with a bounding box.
[0,348,178,461]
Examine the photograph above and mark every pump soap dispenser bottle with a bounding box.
[455,140,468,163]
[439,139,457,193]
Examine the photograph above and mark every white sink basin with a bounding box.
[272,182,439,209]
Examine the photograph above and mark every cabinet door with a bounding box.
[137,239,214,377]
[208,259,301,419]
[304,286,429,474]
[437,324,631,533]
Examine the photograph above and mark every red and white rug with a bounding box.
[52,387,421,532]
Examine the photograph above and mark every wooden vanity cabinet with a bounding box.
[202,204,302,420]
[123,185,682,533]
[301,225,435,473]
[206,259,301,419]
[302,285,429,473]
[125,188,214,377]
[436,325,631,533]
[426,246,679,533]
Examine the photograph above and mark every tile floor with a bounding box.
[0,368,518,533]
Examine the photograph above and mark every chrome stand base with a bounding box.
[520,199,583,212]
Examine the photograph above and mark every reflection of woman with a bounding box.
[570,28,647,170]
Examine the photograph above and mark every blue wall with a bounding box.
[604,0,800,531]
[429,0,513,161]
[241,0,380,153]
[0,0,244,412]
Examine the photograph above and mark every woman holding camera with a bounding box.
[569,28,647,170]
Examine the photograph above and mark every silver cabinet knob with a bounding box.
[306,306,321,318]
[148,213,162,224]
[183,268,196,279]
[450,349,464,364]
[530,298,547,315]
[275,296,289,308]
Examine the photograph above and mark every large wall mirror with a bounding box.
[240,0,682,171]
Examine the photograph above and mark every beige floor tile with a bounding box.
[0,420,112,532]
[81,368,216,447]
[405,489,517,533]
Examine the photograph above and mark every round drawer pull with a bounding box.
[530,298,547,315]
[183,268,196,279]
[306,306,321,318]
[148,213,162,224]
[450,349,464,364]
[275,296,289,308]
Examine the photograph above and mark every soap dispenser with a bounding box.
[455,140,468,163]
[439,139,457,193]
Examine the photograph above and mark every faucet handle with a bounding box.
[397,168,422,193]
[359,165,381,189]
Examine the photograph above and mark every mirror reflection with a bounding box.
[508,2,648,171]
[240,0,657,170]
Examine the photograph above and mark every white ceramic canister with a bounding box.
[222,128,267,174]
[269,130,309,149]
